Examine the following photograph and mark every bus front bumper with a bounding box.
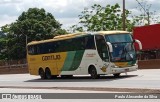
[111,65,138,74]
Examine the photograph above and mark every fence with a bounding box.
[0,59,28,74]
[0,59,27,66]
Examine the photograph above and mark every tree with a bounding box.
[133,0,160,26]
[69,25,84,33]
[1,8,67,60]
[70,3,134,32]
[0,31,7,60]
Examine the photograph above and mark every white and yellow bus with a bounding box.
[27,31,142,79]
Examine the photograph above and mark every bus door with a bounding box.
[95,35,110,73]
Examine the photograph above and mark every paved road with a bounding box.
[0,69,160,101]
[0,69,160,91]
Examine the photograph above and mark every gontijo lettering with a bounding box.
[42,55,61,61]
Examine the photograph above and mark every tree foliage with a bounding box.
[0,31,7,60]
[69,25,84,33]
[132,0,160,26]
[70,3,134,32]
[1,8,67,60]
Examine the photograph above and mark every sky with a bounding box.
[0,0,160,30]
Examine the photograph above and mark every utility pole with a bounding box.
[147,11,150,25]
[123,0,126,31]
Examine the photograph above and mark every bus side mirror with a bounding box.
[106,42,113,52]
[134,39,142,50]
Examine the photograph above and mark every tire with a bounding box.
[45,68,52,79]
[89,66,99,79]
[113,73,121,78]
[39,68,46,79]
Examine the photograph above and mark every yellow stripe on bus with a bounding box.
[27,52,67,75]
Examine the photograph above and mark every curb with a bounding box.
[0,86,160,93]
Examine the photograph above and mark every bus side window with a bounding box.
[47,42,55,53]
[84,36,96,49]
[56,41,67,52]
[28,46,34,55]
[36,44,42,54]
[79,37,85,50]
[33,45,38,54]
[52,42,58,53]
[28,45,39,55]
[65,39,73,51]
[72,37,85,51]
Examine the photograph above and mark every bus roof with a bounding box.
[54,32,87,39]
[27,31,129,46]
[96,31,129,35]
[27,32,88,46]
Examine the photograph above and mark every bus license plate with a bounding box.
[125,68,129,72]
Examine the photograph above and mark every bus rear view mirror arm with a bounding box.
[135,39,142,50]
[107,42,113,52]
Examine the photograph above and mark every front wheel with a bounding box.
[113,73,121,78]
[89,67,99,79]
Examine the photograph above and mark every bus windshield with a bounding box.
[105,34,136,62]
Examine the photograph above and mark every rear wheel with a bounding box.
[89,66,99,79]
[45,68,52,79]
[113,73,121,78]
[39,68,46,79]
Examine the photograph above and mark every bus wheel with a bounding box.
[45,68,52,79]
[89,66,99,79]
[39,68,46,79]
[113,73,120,78]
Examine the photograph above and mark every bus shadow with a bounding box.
[25,75,138,82]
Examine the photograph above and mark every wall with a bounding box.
[138,59,160,69]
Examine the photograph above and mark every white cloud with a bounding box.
[57,17,79,30]
[0,0,160,29]
[0,0,22,4]
[0,15,17,27]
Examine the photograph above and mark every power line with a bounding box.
[135,0,150,25]
[135,0,147,13]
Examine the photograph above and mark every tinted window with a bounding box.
[105,34,133,43]
[28,35,96,55]
[84,36,95,49]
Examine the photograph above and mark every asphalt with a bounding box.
[0,69,160,93]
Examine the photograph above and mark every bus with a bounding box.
[27,31,142,79]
